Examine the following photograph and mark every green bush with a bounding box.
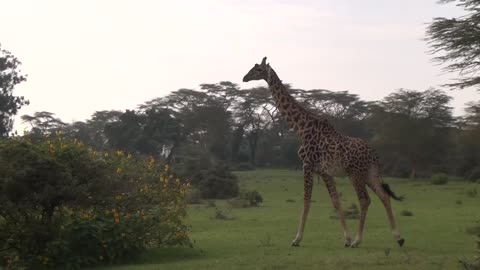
[239,190,263,207]
[330,203,359,220]
[431,173,449,185]
[466,225,480,235]
[0,135,190,269]
[459,235,480,270]
[466,188,478,198]
[190,165,239,199]
[400,210,414,216]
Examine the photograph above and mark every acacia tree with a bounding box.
[0,44,28,137]
[426,0,480,89]
[21,111,66,135]
[371,88,454,178]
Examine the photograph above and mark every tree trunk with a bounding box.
[231,124,245,161]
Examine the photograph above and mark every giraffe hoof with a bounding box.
[291,239,301,247]
[350,240,361,248]
[397,238,405,247]
[344,238,352,247]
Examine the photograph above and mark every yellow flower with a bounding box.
[116,167,123,174]
[116,150,124,156]
[104,152,109,157]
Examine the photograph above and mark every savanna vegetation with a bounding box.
[1,0,480,268]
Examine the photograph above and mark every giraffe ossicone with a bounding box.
[243,57,405,248]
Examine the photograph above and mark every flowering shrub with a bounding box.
[0,134,190,269]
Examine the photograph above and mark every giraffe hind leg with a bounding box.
[367,172,404,247]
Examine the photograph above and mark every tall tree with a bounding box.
[0,44,28,137]
[426,0,480,89]
[21,111,66,135]
[371,88,454,178]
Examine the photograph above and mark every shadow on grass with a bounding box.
[137,247,204,264]
[89,247,205,269]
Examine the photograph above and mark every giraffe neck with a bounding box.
[266,68,314,133]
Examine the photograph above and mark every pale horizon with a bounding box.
[1,0,478,133]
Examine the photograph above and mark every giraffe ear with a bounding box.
[261,57,267,66]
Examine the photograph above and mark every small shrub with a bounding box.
[459,236,480,270]
[400,210,414,216]
[190,165,239,199]
[466,225,480,235]
[431,173,449,185]
[456,199,463,205]
[330,203,359,220]
[227,190,263,208]
[345,203,360,219]
[239,190,263,207]
[286,199,296,203]
[466,188,478,198]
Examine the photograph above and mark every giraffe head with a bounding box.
[243,57,271,82]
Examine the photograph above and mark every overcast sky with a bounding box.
[1,0,478,133]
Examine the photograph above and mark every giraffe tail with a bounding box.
[381,183,404,201]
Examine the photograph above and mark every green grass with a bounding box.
[91,169,480,270]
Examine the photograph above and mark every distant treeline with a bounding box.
[19,82,480,180]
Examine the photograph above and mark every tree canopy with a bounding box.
[426,0,480,89]
[0,44,28,137]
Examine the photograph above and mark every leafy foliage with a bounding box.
[0,44,28,137]
[190,165,239,199]
[20,80,480,179]
[431,173,449,185]
[0,135,190,269]
[239,190,263,207]
[400,210,414,216]
[426,0,480,90]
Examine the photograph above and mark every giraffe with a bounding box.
[242,57,405,248]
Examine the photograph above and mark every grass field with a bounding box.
[92,169,480,270]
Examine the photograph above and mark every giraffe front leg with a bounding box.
[322,174,352,247]
[291,163,314,247]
